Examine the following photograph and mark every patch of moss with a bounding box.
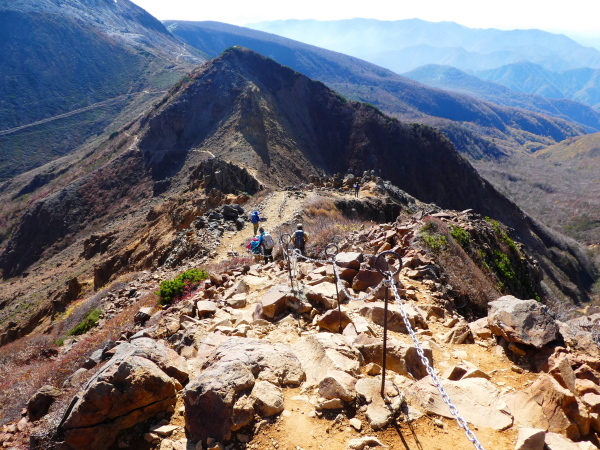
[67,309,101,336]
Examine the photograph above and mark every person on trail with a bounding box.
[250,210,260,235]
[292,223,309,256]
[354,182,360,198]
[258,227,275,263]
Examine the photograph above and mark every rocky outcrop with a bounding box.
[488,296,559,348]
[184,337,303,442]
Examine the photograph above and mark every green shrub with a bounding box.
[450,225,471,247]
[67,309,102,336]
[157,268,209,306]
[420,221,448,252]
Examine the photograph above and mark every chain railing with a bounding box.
[278,237,486,450]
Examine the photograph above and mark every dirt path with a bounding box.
[211,190,305,261]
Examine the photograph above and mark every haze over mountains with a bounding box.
[249,19,600,109]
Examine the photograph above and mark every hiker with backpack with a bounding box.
[250,210,261,235]
[258,227,275,263]
[292,223,309,256]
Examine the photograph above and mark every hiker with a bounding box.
[250,210,261,235]
[248,234,263,263]
[258,227,275,263]
[354,181,360,197]
[292,223,309,255]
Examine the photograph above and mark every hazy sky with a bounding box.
[129,0,599,35]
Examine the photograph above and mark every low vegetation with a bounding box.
[157,268,209,306]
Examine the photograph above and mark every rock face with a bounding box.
[487,296,559,348]
[184,337,304,442]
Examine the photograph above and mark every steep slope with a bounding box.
[247,18,600,72]
[165,21,586,158]
[0,48,594,326]
[0,0,204,181]
[404,64,600,132]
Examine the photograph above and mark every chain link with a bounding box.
[387,278,486,450]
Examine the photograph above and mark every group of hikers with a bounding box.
[247,210,308,263]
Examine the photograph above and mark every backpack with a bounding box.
[263,232,275,250]
[249,238,262,253]
[294,230,305,248]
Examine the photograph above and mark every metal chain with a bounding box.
[387,278,486,450]
[280,242,485,449]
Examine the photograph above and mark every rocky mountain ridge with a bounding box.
[1,185,599,449]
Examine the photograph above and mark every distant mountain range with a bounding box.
[403,64,600,131]
[248,19,600,110]
[247,19,600,73]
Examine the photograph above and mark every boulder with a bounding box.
[251,381,284,417]
[317,309,352,333]
[412,376,513,431]
[292,333,362,387]
[360,302,427,333]
[351,270,384,292]
[185,360,255,442]
[347,436,386,450]
[61,355,177,449]
[27,385,61,421]
[354,334,431,379]
[440,319,473,344]
[513,428,545,450]
[544,432,586,450]
[224,279,248,300]
[126,338,189,384]
[184,337,303,442]
[318,370,357,402]
[488,296,558,348]
[260,285,297,319]
[468,317,492,340]
[355,377,403,429]
[335,252,363,270]
[306,282,345,309]
[196,300,217,317]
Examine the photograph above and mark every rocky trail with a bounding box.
[3,184,600,450]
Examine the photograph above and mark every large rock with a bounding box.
[360,302,427,333]
[184,337,303,442]
[292,333,362,387]
[513,427,545,450]
[352,269,384,291]
[260,285,297,319]
[503,374,583,440]
[126,337,189,383]
[354,334,431,379]
[412,376,513,431]
[355,377,403,429]
[61,355,177,449]
[318,370,357,402]
[335,252,363,270]
[306,282,346,309]
[317,309,352,333]
[27,385,61,421]
[487,296,559,348]
[251,381,284,417]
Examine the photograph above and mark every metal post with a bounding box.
[374,250,402,399]
[381,281,389,397]
[325,244,342,333]
[280,234,295,291]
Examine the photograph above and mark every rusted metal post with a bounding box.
[375,250,402,399]
[325,244,342,333]
[280,233,295,291]
[381,281,389,397]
